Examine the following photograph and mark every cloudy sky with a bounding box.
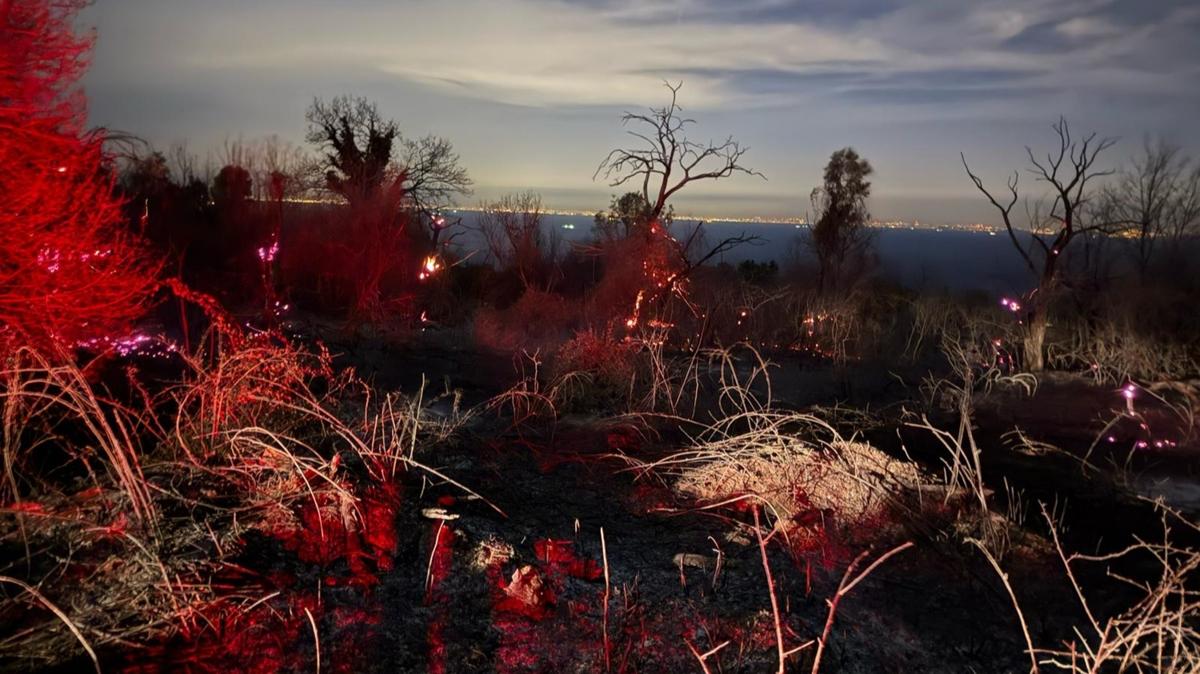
[83,0,1200,222]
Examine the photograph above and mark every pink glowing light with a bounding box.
[77,331,179,358]
[257,239,280,263]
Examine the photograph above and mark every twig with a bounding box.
[684,637,730,674]
[753,505,788,674]
[968,539,1039,673]
[601,527,611,673]
[0,576,101,674]
[811,542,914,674]
[303,606,320,674]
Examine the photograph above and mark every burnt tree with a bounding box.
[593,82,763,328]
[962,117,1116,371]
[595,82,762,227]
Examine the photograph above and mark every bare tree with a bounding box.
[962,117,1117,371]
[594,81,764,226]
[477,191,551,289]
[252,134,312,201]
[1164,166,1200,243]
[166,141,205,185]
[1102,139,1200,279]
[592,82,765,329]
[401,135,473,227]
[306,96,472,243]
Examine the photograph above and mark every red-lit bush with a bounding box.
[474,288,579,351]
[0,0,159,354]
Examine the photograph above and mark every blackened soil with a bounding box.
[107,342,1195,673]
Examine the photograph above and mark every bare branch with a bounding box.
[594,81,764,223]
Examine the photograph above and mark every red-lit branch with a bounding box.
[0,0,160,355]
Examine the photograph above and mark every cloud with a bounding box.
[82,0,1200,221]
[1055,16,1119,38]
[87,0,1199,117]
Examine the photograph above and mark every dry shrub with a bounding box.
[980,502,1200,673]
[684,280,899,363]
[903,294,970,360]
[0,322,474,668]
[280,202,422,321]
[548,330,637,412]
[0,489,222,669]
[474,288,578,351]
[1,347,159,524]
[1048,315,1198,385]
[169,332,341,462]
[675,438,918,532]
[631,350,922,553]
[0,346,222,667]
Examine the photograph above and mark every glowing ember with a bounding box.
[625,290,645,329]
[257,239,280,263]
[76,331,179,358]
[419,255,442,281]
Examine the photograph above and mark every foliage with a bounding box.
[808,148,874,293]
[592,191,662,242]
[305,96,472,227]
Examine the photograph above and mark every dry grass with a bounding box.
[980,501,1200,673]
[620,347,922,547]
[2,347,156,525]
[0,328,479,668]
[1048,316,1199,386]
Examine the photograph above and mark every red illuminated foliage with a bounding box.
[0,0,160,354]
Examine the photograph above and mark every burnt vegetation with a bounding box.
[3,2,1200,673]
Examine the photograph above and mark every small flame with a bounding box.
[418,255,442,281]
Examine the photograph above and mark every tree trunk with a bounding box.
[1024,308,1048,372]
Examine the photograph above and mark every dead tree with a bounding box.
[593,82,764,329]
[594,81,764,228]
[305,96,471,241]
[402,134,473,236]
[962,117,1116,371]
[476,191,552,289]
[1102,140,1200,280]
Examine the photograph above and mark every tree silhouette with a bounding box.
[305,96,399,208]
[212,164,252,212]
[592,191,666,242]
[595,81,763,227]
[305,96,471,233]
[593,82,763,329]
[809,148,873,293]
[1101,140,1200,280]
[963,117,1116,371]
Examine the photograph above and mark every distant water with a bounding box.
[448,212,1033,296]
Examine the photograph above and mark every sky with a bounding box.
[83,0,1200,223]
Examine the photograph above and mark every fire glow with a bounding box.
[419,255,442,281]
